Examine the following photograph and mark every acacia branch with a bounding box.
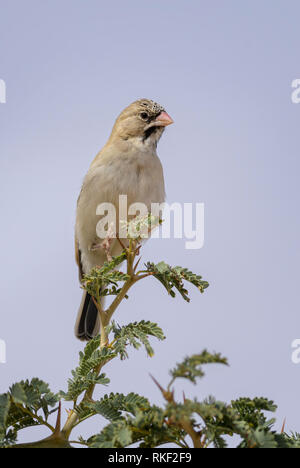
[14,403,55,433]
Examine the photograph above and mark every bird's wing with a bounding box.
[75,236,84,281]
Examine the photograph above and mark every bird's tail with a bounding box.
[75,291,102,341]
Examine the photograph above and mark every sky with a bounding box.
[0,0,300,447]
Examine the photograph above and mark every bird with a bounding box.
[74,99,174,340]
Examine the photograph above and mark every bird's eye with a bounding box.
[140,112,149,121]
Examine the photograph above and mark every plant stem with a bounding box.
[61,243,140,441]
[14,404,55,433]
[180,419,202,448]
[104,277,136,326]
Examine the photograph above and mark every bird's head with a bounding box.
[110,99,174,149]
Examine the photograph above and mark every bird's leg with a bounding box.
[89,241,102,251]
[90,223,115,261]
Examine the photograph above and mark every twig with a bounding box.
[14,403,55,433]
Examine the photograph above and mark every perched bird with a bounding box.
[75,99,174,340]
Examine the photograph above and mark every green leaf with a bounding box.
[61,337,117,401]
[0,428,17,448]
[9,379,59,418]
[126,214,161,241]
[88,403,183,449]
[84,392,150,422]
[231,397,277,428]
[0,380,59,447]
[252,427,277,448]
[0,394,10,433]
[170,351,228,384]
[146,262,209,302]
[276,432,300,448]
[83,252,128,299]
[111,321,165,360]
[88,420,133,448]
[10,384,27,405]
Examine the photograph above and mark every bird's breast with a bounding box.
[103,151,165,207]
[76,150,165,273]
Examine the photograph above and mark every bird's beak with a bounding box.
[154,111,174,127]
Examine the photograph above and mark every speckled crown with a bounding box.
[139,99,165,115]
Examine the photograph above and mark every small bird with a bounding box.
[75,99,174,340]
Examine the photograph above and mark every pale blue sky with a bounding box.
[0,0,300,445]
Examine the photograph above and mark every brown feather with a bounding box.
[75,238,84,281]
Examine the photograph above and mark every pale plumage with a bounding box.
[75,99,173,340]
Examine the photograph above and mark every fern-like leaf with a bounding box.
[145,261,209,302]
[111,321,165,360]
[61,337,117,401]
[83,253,128,298]
[170,351,228,384]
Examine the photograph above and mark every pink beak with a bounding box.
[154,111,174,127]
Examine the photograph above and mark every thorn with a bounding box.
[135,244,142,256]
[150,374,174,403]
[133,256,142,273]
[150,374,165,394]
[281,418,286,434]
[53,401,62,436]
